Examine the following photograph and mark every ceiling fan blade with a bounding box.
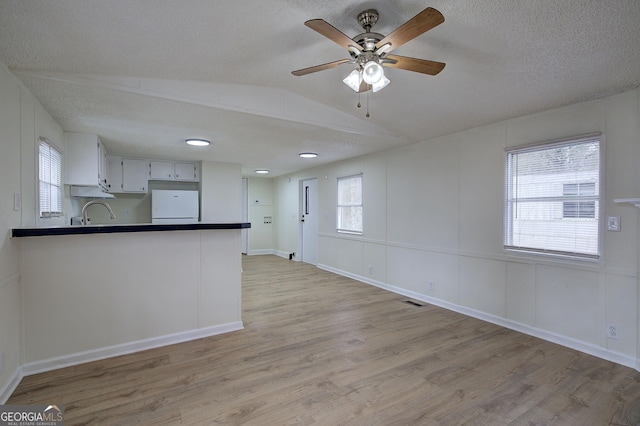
[291,59,351,76]
[375,7,444,52]
[383,55,446,75]
[305,19,363,52]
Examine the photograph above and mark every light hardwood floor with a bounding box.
[9,255,640,425]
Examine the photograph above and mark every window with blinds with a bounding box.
[337,174,363,234]
[504,134,601,259]
[39,137,63,218]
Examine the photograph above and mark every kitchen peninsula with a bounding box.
[12,222,250,374]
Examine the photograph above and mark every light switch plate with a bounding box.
[607,216,620,231]
[13,192,21,211]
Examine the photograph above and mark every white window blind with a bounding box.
[504,134,601,259]
[39,137,63,218]
[337,174,363,234]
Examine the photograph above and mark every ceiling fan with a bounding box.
[291,7,446,93]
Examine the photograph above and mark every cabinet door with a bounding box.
[122,158,148,192]
[106,156,123,193]
[149,160,173,180]
[97,138,108,189]
[174,162,198,181]
[65,132,101,186]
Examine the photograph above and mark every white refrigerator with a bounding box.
[151,190,199,224]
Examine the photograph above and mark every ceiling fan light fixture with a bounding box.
[372,75,390,93]
[185,138,210,147]
[343,69,362,92]
[362,61,384,84]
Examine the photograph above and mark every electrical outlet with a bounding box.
[606,322,620,340]
[428,281,435,291]
[368,265,373,274]
[13,192,21,211]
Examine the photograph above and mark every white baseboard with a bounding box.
[247,249,276,256]
[317,263,640,372]
[248,249,296,260]
[0,367,24,404]
[21,321,244,377]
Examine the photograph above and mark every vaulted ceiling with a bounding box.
[1,1,639,176]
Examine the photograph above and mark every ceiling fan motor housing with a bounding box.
[355,9,383,52]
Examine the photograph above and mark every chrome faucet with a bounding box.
[82,200,116,225]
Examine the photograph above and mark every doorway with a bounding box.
[300,178,318,265]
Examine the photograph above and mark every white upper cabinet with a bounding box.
[65,132,108,189]
[122,158,149,192]
[149,160,173,180]
[150,160,199,182]
[107,156,149,193]
[174,161,199,181]
[106,155,123,192]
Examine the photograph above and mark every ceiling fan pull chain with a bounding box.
[366,92,370,118]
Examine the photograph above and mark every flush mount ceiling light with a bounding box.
[299,152,318,158]
[185,138,210,146]
[292,7,446,96]
[255,169,270,174]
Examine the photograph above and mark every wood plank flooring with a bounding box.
[8,254,640,425]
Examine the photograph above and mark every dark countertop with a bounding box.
[12,222,251,237]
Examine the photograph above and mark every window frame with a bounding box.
[504,133,603,260]
[38,137,64,220]
[336,173,363,235]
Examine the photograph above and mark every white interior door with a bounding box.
[301,178,318,265]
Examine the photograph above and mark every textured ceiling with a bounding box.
[1,0,639,176]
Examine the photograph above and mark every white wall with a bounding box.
[0,60,68,401]
[200,161,242,222]
[271,89,640,369]
[0,60,23,403]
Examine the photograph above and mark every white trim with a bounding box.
[319,234,637,278]
[248,249,300,261]
[0,367,23,404]
[317,263,640,371]
[21,321,243,376]
[247,249,277,256]
[503,132,602,153]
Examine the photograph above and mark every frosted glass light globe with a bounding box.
[362,61,384,84]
